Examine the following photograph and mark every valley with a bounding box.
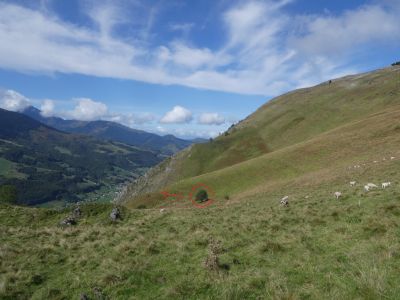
[1,66,400,299]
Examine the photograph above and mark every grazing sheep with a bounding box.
[334,192,342,199]
[391,156,396,160]
[365,183,378,192]
[160,208,166,213]
[350,181,356,186]
[373,161,378,163]
[382,182,391,189]
[367,183,378,188]
[280,196,289,206]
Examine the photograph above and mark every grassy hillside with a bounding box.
[2,163,400,298]
[123,66,400,207]
[2,66,400,299]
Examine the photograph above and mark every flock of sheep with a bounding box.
[333,181,392,200]
[280,180,393,206]
[280,156,397,206]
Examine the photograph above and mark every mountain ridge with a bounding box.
[23,106,199,156]
[122,65,400,208]
[0,108,162,205]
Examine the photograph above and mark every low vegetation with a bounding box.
[195,189,209,203]
[1,67,400,298]
[2,175,400,298]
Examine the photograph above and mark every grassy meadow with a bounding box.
[1,172,400,299]
[1,66,400,299]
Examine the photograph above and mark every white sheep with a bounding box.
[350,181,356,186]
[382,182,391,189]
[364,183,378,192]
[280,196,289,206]
[391,156,396,160]
[367,183,378,188]
[160,208,166,213]
[334,192,342,199]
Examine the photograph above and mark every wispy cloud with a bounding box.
[0,1,398,96]
[40,99,56,117]
[0,89,31,112]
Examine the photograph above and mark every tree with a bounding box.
[195,189,209,203]
[0,185,18,204]
[392,61,400,66]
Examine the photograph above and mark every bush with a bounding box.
[0,185,18,204]
[224,195,230,200]
[392,61,400,66]
[195,189,208,203]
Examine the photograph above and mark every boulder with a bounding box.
[60,216,76,226]
[110,207,121,221]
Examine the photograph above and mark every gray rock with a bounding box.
[80,293,89,300]
[110,207,121,221]
[73,206,82,218]
[60,216,76,226]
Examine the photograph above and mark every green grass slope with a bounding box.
[123,66,400,207]
[2,66,400,299]
[2,168,400,298]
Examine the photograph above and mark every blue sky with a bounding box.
[0,0,399,138]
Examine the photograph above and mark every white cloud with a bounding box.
[64,98,108,121]
[160,106,193,124]
[0,1,398,96]
[168,42,224,69]
[198,112,225,125]
[0,89,31,112]
[169,22,194,33]
[40,99,55,117]
[290,4,400,57]
[105,112,155,126]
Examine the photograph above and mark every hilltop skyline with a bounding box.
[0,0,399,138]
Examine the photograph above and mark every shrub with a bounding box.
[137,204,147,209]
[392,61,400,66]
[195,189,208,203]
[224,195,230,200]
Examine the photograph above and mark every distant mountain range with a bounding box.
[22,106,204,156]
[0,108,162,205]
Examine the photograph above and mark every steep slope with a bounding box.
[0,109,162,205]
[3,158,400,298]
[23,106,193,155]
[123,66,400,207]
